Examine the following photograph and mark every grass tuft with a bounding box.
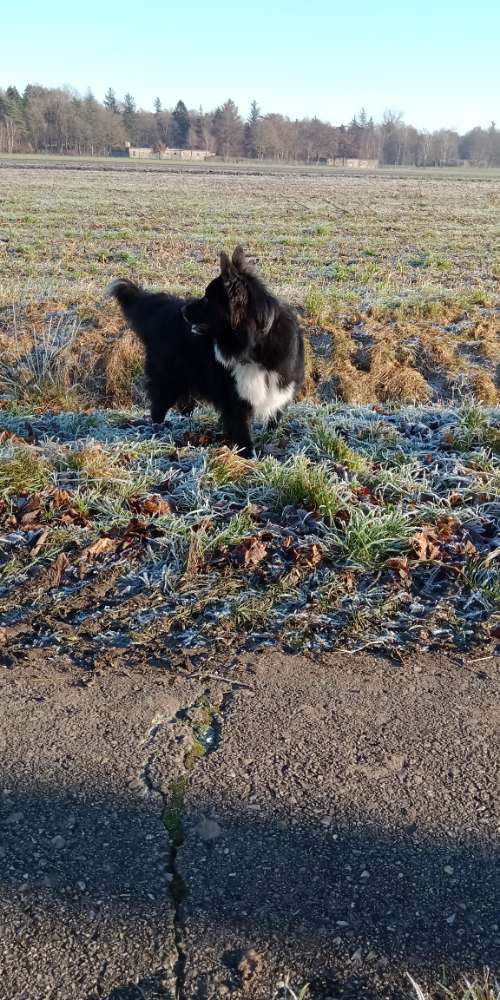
[333,507,413,567]
[258,453,345,522]
[0,445,51,496]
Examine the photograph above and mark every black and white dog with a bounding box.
[108,246,304,457]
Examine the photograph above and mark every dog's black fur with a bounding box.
[108,246,304,457]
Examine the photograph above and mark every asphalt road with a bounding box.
[0,646,498,999]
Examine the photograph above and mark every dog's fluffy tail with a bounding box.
[107,278,153,345]
[107,278,142,311]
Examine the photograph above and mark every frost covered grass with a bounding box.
[1,400,498,666]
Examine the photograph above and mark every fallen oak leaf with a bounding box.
[16,493,42,515]
[30,528,49,557]
[435,515,461,541]
[0,429,27,445]
[76,535,119,578]
[45,552,70,588]
[293,542,324,568]
[129,494,172,516]
[455,540,477,557]
[19,509,44,528]
[60,507,91,527]
[119,517,165,540]
[50,489,74,508]
[234,536,268,568]
[409,527,441,562]
[386,555,410,578]
[82,536,118,559]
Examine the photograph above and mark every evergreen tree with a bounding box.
[244,100,261,157]
[154,97,162,114]
[212,100,243,157]
[248,99,261,129]
[171,100,190,148]
[104,88,118,114]
[194,106,206,149]
[122,93,137,141]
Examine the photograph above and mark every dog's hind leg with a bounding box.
[148,377,184,425]
[150,399,168,424]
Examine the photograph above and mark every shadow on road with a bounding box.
[1,778,498,998]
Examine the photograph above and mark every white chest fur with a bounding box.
[214,345,295,422]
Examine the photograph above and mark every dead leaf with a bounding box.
[484,547,500,567]
[30,528,49,557]
[456,540,477,557]
[45,552,70,588]
[293,542,323,568]
[234,536,268,568]
[83,536,118,559]
[51,489,73,508]
[0,429,26,445]
[18,494,42,515]
[435,515,461,541]
[386,555,410,578]
[130,494,172,516]
[410,527,442,562]
[117,518,165,551]
[19,510,43,528]
[441,431,456,448]
[60,507,90,527]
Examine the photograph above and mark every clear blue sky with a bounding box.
[4,0,499,131]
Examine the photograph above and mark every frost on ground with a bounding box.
[0,400,498,670]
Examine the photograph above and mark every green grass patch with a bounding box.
[310,418,368,471]
[258,453,346,523]
[0,445,51,496]
[333,507,413,567]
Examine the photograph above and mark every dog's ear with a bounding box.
[231,245,247,272]
[226,278,248,330]
[260,301,276,335]
[220,249,248,329]
[220,251,232,278]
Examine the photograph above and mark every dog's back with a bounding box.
[108,279,187,349]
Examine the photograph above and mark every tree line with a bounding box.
[1,85,499,166]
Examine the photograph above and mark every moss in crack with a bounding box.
[184,701,220,771]
[163,776,186,849]
[184,737,206,772]
[170,870,187,904]
[163,703,220,912]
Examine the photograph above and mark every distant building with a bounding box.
[110,143,213,161]
[332,157,378,168]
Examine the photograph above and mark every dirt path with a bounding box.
[0,647,498,999]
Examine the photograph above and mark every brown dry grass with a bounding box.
[0,161,498,409]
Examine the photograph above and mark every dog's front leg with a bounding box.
[222,402,255,459]
[267,410,283,430]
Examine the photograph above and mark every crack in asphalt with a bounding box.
[134,684,241,999]
[137,695,225,1000]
